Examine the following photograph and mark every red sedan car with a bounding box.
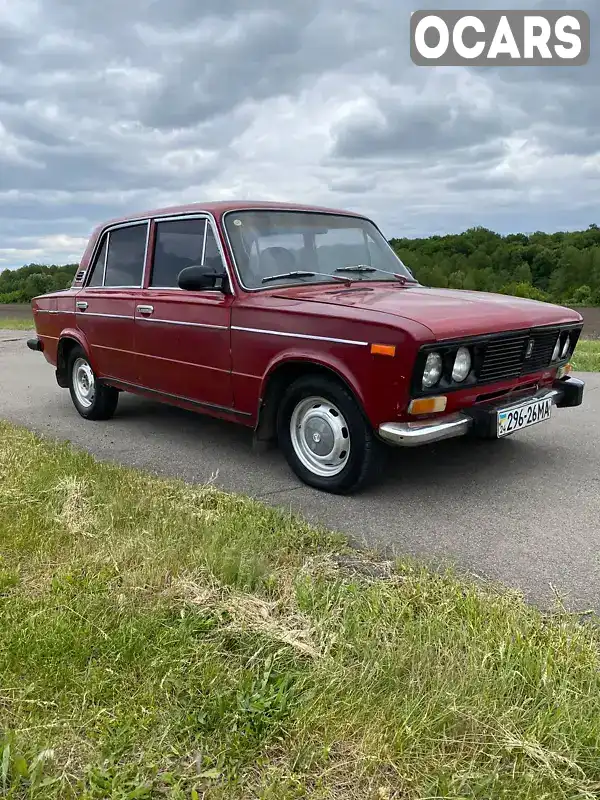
[29,201,585,494]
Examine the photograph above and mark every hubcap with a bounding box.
[290,396,351,477]
[73,357,95,409]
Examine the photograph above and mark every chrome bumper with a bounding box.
[379,413,472,447]
[378,378,584,448]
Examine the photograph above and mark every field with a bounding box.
[579,306,600,338]
[1,420,600,799]
[0,303,33,321]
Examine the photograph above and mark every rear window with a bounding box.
[86,237,107,287]
[104,224,148,287]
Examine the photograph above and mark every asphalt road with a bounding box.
[2,329,599,612]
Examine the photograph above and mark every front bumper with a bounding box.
[378,376,585,448]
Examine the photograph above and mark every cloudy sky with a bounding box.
[0,0,598,270]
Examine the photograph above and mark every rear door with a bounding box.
[76,221,149,382]
[134,215,234,411]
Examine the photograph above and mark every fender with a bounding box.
[56,328,99,376]
[259,347,368,413]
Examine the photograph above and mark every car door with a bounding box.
[134,215,234,411]
[76,221,149,382]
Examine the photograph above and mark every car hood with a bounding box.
[271,284,582,340]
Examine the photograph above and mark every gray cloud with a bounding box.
[0,0,598,270]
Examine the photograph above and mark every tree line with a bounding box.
[390,224,600,306]
[0,263,78,303]
[2,223,600,305]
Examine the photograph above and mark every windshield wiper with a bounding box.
[335,265,418,285]
[262,270,351,285]
[262,271,315,284]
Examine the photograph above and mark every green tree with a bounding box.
[388,224,599,306]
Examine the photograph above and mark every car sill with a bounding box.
[103,378,252,418]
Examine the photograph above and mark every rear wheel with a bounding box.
[276,375,384,494]
[67,347,119,420]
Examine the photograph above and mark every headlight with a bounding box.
[452,346,471,382]
[422,352,442,389]
[552,335,561,361]
[561,335,571,359]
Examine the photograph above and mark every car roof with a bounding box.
[97,200,367,230]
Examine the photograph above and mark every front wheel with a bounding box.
[276,375,384,494]
[68,347,119,420]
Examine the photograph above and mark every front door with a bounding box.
[76,221,149,382]
[134,216,234,412]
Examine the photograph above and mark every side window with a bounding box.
[203,224,224,271]
[104,224,148,288]
[86,237,107,287]
[151,218,207,288]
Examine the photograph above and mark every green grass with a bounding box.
[1,421,600,799]
[572,339,600,372]
[0,317,33,330]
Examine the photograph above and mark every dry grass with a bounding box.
[1,421,600,799]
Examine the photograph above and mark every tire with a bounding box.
[67,346,119,421]
[276,375,384,494]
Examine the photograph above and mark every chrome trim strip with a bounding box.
[102,230,110,286]
[79,286,144,292]
[201,219,208,264]
[231,325,368,346]
[103,377,252,417]
[137,317,228,330]
[142,287,223,294]
[35,309,62,314]
[75,312,134,320]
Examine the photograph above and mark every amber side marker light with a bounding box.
[408,396,448,415]
[371,343,396,357]
[558,364,572,378]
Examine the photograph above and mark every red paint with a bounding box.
[31,201,584,431]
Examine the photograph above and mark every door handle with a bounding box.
[76,301,88,311]
[137,305,154,315]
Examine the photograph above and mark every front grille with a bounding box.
[524,328,561,371]
[478,326,580,385]
[478,334,527,383]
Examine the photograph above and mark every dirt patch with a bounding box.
[579,307,600,339]
[0,303,33,321]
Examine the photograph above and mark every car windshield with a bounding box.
[223,210,415,290]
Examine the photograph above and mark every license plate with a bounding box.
[496,397,553,438]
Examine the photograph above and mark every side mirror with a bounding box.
[177,265,227,292]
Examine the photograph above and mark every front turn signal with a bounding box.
[371,343,396,357]
[408,396,448,415]
[557,364,572,378]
